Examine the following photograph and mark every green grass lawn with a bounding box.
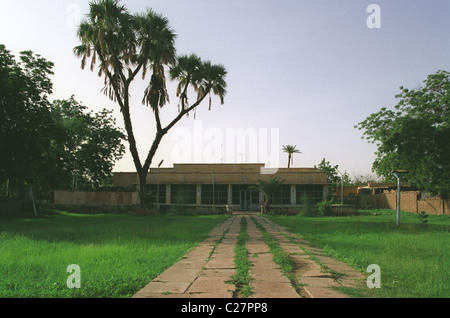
[0,209,227,298]
[3,208,449,298]
[268,209,450,298]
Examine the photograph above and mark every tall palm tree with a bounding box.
[74,0,176,195]
[282,145,301,168]
[169,53,203,115]
[170,54,227,112]
[250,176,284,214]
[73,0,227,197]
[136,9,177,112]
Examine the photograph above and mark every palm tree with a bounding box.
[170,54,227,113]
[73,0,227,198]
[282,145,301,168]
[250,176,284,214]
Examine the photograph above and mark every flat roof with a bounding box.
[113,163,328,186]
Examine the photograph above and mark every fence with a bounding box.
[363,191,449,215]
[52,190,140,206]
[0,198,33,213]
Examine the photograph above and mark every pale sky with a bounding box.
[1,0,449,179]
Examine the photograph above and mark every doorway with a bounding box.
[240,190,252,211]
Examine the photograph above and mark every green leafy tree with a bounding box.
[315,158,340,186]
[0,44,125,197]
[50,96,126,190]
[341,172,352,186]
[282,145,301,168]
[351,173,382,186]
[250,177,284,214]
[74,0,227,198]
[355,70,450,198]
[0,44,57,196]
[315,158,352,199]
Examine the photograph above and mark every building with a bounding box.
[357,182,413,195]
[113,163,328,212]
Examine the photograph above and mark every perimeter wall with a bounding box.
[364,191,449,215]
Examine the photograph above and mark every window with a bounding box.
[270,184,291,205]
[170,184,197,205]
[201,184,228,205]
[296,185,324,204]
[146,184,166,204]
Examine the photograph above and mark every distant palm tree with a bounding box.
[250,176,284,214]
[282,145,301,168]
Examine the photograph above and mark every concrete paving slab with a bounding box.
[301,276,340,288]
[133,214,365,299]
[205,259,235,269]
[249,268,286,279]
[172,260,207,269]
[303,286,348,298]
[250,282,300,298]
[187,291,234,298]
[188,277,234,294]
[154,271,200,283]
[202,268,236,277]
[136,281,191,294]
[291,259,331,278]
[339,278,363,288]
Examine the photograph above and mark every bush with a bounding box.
[358,195,375,210]
[139,192,156,210]
[298,194,316,217]
[417,211,429,226]
[317,198,334,217]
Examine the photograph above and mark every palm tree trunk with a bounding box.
[262,194,270,214]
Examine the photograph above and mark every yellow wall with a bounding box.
[113,164,327,187]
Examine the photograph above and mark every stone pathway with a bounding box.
[132,214,365,298]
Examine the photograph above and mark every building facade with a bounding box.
[113,163,328,211]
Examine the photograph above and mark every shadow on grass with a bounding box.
[0,208,228,246]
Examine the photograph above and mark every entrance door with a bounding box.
[240,190,252,211]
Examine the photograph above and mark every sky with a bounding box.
[1,0,449,180]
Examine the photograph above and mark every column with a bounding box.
[227,184,232,205]
[323,185,328,201]
[166,184,171,204]
[196,184,202,205]
[291,185,296,205]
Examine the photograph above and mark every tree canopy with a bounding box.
[0,44,125,197]
[314,158,351,194]
[74,0,227,196]
[50,97,126,190]
[0,45,56,195]
[355,70,450,197]
[250,177,284,214]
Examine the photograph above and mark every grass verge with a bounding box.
[267,209,450,298]
[0,209,227,298]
